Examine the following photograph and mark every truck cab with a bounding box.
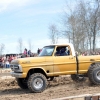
[38,43,77,76]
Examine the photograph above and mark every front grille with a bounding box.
[10,64,19,71]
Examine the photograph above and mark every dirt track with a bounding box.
[0,73,100,100]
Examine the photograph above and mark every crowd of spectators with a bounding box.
[77,51,100,56]
[21,48,35,58]
[0,54,19,68]
[0,48,37,69]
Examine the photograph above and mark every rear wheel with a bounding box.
[88,64,100,85]
[27,73,48,93]
[71,74,86,82]
[16,78,28,89]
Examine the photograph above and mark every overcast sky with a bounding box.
[0,0,71,54]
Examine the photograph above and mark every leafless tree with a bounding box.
[89,0,100,51]
[28,39,33,51]
[48,24,59,44]
[62,0,100,52]
[18,38,23,54]
[0,43,5,55]
[79,0,100,51]
[63,1,87,51]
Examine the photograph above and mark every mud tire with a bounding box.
[88,64,100,85]
[27,73,48,93]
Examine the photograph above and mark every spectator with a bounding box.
[28,50,31,57]
[2,55,6,68]
[9,55,14,63]
[5,56,10,68]
[24,48,27,57]
[37,48,40,54]
[0,57,2,68]
[13,55,17,59]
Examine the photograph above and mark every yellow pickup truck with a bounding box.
[10,43,100,93]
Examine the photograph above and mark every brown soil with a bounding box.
[0,75,100,100]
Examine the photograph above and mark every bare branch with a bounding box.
[18,38,23,54]
[48,24,59,44]
[0,43,5,55]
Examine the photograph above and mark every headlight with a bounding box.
[10,64,22,72]
[13,65,19,69]
[11,60,19,65]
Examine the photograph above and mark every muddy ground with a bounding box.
[0,72,100,100]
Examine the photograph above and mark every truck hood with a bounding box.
[18,57,46,64]
[11,57,46,65]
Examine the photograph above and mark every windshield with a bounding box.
[38,46,55,56]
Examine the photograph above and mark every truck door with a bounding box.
[53,46,77,75]
[42,46,54,76]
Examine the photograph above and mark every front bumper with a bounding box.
[10,72,27,78]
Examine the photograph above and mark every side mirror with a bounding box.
[54,52,60,56]
[54,52,58,56]
[75,52,78,56]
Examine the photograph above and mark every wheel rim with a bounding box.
[33,78,43,90]
[96,70,100,80]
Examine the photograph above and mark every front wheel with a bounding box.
[27,73,48,93]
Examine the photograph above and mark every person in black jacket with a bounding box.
[60,48,67,56]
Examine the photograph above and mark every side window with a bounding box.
[55,47,60,56]
[55,46,70,56]
[66,47,70,55]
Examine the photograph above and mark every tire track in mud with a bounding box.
[0,75,100,100]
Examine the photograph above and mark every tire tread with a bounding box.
[27,73,48,93]
[88,64,100,85]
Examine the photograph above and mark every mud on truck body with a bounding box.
[10,43,100,93]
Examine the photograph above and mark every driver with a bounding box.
[60,48,67,56]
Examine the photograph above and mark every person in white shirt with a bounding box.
[5,56,10,68]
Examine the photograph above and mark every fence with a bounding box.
[51,93,100,100]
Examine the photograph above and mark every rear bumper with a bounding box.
[10,72,27,78]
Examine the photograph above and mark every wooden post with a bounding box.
[85,96,91,100]
[92,96,99,100]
